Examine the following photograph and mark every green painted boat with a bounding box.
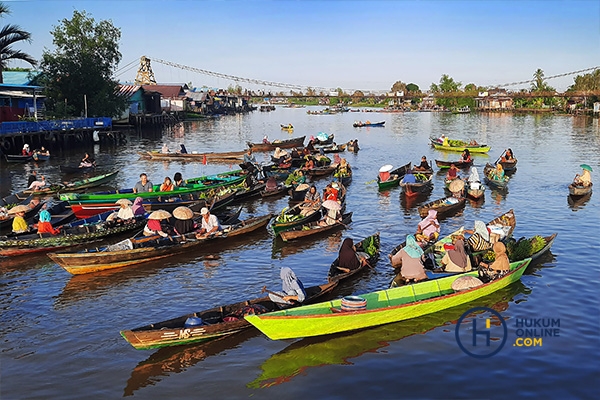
[377,162,411,190]
[245,258,531,340]
[270,203,323,236]
[430,138,491,154]
[59,170,246,203]
[24,170,120,196]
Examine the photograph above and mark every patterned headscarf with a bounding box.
[404,234,424,259]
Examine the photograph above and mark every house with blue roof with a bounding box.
[0,71,45,122]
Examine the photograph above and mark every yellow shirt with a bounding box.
[12,215,28,233]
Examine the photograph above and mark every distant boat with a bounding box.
[452,106,471,114]
[353,121,385,127]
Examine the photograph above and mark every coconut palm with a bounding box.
[0,2,37,83]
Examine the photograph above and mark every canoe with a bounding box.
[377,162,411,190]
[507,233,557,263]
[120,280,338,350]
[260,184,292,198]
[430,138,491,154]
[313,133,334,145]
[435,159,473,169]
[232,182,266,203]
[304,165,336,177]
[48,214,272,275]
[334,168,352,186]
[271,204,322,236]
[244,258,531,340]
[4,154,33,163]
[0,197,46,235]
[568,182,592,197]
[327,232,381,283]
[466,186,485,201]
[59,170,246,203]
[60,164,96,174]
[498,159,518,172]
[483,163,510,189]
[0,212,147,257]
[141,150,246,162]
[288,185,309,203]
[32,153,50,161]
[400,174,434,196]
[280,212,353,242]
[24,171,120,196]
[353,121,385,127]
[412,167,434,176]
[247,136,306,152]
[417,196,466,219]
[280,124,294,130]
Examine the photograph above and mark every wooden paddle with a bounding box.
[495,150,506,164]
[261,285,286,299]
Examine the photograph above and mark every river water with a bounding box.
[1,109,599,399]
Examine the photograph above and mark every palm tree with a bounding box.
[531,68,546,92]
[0,2,36,83]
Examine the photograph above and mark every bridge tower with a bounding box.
[134,56,157,85]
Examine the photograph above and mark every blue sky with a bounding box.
[5,0,600,92]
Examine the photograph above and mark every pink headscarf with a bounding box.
[418,210,439,238]
[132,197,145,215]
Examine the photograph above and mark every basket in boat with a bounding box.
[341,296,367,312]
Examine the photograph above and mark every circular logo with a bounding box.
[455,306,508,358]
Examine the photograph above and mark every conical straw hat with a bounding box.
[173,206,193,220]
[451,275,483,291]
[115,198,132,206]
[449,178,465,193]
[148,209,172,220]
[8,204,30,214]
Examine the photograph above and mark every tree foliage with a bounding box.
[406,83,419,93]
[39,10,126,118]
[0,2,36,83]
[568,69,600,91]
[390,80,407,93]
[430,74,463,108]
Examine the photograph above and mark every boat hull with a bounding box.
[245,258,531,340]
[247,136,305,152]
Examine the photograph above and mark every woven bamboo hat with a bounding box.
[8,204,30,214]
[449,178,465,193]
[115,199,132,206]
[173,206,193,220]
[148,209,172,220]
[451,276,483,291]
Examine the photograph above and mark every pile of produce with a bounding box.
[483,235,547,262]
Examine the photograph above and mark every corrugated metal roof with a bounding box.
[117,84,142,97]
[2,71,40,85]
[142,85,185,98]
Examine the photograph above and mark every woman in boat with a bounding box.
[110,199,135,223]
[269,267,306,305]
[446,164,459,181]
[302,157,316,171]
[403,168,417,184]
[465,220,492,252]
[335,158,350,177]
[413,156,431,172]
[11,209,29,234]
[159,177,174,192]
[500,148,514,162]
[173,172,185,188]
[272,147,290,165]
[172,207,196,235]
[323,182,340,202]
[264,176,279,192]
[391,235,428,282]
[573,166,592,187]
[479,241,510,279]
[22,144,32,156]
[80,153,94,168]
[132,197,145,216]
[143,217,170,237]
[36,210,61,235]
[467,167,482,190]
[179,144,188,154]
[459,149,472,163]
[415,209,440,244]
[440,235,472,272]
[490,164,505,180]
[262,135,270,144]
[336,238,369,273]
[285,169,305,186]
[28,175,48,191]
[300,185,321,215]
[161,144,169,154]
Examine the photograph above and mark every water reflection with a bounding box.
[399,190,432,213]
[247,283,526,389]
[567,193,592,210]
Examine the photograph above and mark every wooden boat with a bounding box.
[232,182,266,203]
[313,133,334,145]
[483,163,509,189]
[412,166,434,176]
[466,185,485,201]
[430,138,491,153]
[0,212,147,257]
[417,196,466,219]
[271,203,322,236]
[245,258,531,340]
[60,164,96,173]
[353,121,385,127]
[49,214,272,275]
[32,152,50,161]
[24,171,120,195]
[247,136,305,152]
[0,197,46,234]
[304,165,336,177]
[327,232,381,283]
[279,212,352,242]
[288,184,310,203]
[505,233,557,264]
[260,184,292,198]
[435,159,473,169]
[498,159,518,172]
[568,182,592,197]
[400,174,433,196]
[452,106,471,114]
[59,170,246,203]
[120,280,338,350]
[377,162,411,190]
[4,154,33,163]
[317,143,346,154]
[528,233,557,262]
[141,150,246,162]
[280,124,294,130]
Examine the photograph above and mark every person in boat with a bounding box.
[302,157,316,171]
[300,185,321,215]
[133,173,154,193]
[27,170,38,187]
[440,235,472,272]
[403,169,417,184]
[285,169,305,186]
[35,147,50,157]
[35,209,60,235]
[573,166,592,187]
[413,156,431,172]
[173,172,185,188]
[305,139,316,153]
[469,139,479,146]
[415,209,440,244]
[172,208,197,236]
[500,148,514,162]
[159,177,174,192]
[446,164,459,181]
[459,149,472,163]
[241,148,258,171]
[22,144,33,156]
[161,144,169,153]
[11,208,29,234]
[79,153,95,168]
[28,175,48,191]
[442,136,450,147]
[467,167,482,190]
[290,147,301,159]
[264,176,279,192]
[131,197,145,216]
[196,207,222,238]
[464,220,493,252]
[178,144,188,154]
[335,158,350,177]
[318,206,341,226]
[437,134,446,144]
[262,135,270,144]
[323,182,340,202]
[391,234,428,283]
[272,147,290,165]
[336,238,369,273]
[143,218,170,238]
[269,267,306,305]
[478,241,510,279]
[107,199,135,224]
[490,163,505,180]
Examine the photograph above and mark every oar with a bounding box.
[495,150,506,164]
[261,285,285,299]
[365,179,377,185]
